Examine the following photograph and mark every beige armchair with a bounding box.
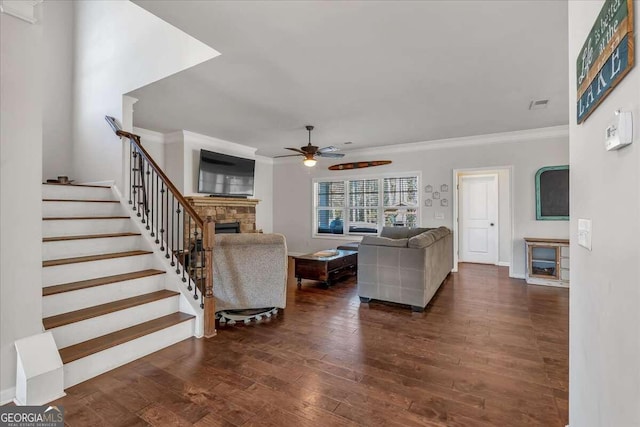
[212,233,288,313]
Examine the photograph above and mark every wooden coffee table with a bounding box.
[294,249,358,288]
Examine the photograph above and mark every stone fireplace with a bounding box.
[185,196,260,233]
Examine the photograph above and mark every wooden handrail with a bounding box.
[108,118,216,337]
[115,129,203,228]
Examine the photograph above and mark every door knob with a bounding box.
[490,223,495,226]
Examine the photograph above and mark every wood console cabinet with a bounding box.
[524,238,569,288]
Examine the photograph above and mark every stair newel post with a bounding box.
[203,216,216,337]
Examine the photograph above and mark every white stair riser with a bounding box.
[43,219,135,237]
[43,201,126,218]
[63,319,194,388]
[42,236,144,261]
[50,296,180,349]
[43,274,166,317]
[43,254,157,287]
[42,185,115,201]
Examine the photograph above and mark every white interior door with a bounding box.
[459,174,498,264]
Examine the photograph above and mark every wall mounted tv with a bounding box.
[197,149,255,198]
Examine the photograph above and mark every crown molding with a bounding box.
[272,125,569,164]
[0,0,41,24]
[350,125,569,157]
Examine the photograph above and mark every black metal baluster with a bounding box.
[149,169,155,237]
[154,172,159,243]
[170,195,175,267]
[160,182,166,253]
[128,143,133,206]
[164,186,170,259]
[139,159,146,225]
[185,216,190,286]
[144,160,150,229]
[132,151,138,214]
[175,202,181,275]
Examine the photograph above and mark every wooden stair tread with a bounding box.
[43,216,130,220]
[43,290,179,330]
[43,250,152,267]
[43,232,141,242]
[43,199,120,203]
[43,269,165,296]
[43,183,111,188]
[59,312,194,364]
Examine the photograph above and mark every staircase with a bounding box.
[42,183,196,388]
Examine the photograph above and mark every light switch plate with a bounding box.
[578,218,592,251]
[435,212,445,220]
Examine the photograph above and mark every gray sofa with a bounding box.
[357,226,453,311]
[212,233,288,312]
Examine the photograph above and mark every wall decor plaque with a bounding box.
[328,160,391,171]
[576,0,634,123]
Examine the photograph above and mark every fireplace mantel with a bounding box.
[185,196,260,233]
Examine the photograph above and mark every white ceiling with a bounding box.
[130,0,569,157]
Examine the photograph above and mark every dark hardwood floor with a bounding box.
[52,262,569,426]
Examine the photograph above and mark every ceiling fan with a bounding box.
[275,125,345,167]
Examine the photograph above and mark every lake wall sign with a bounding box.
[577,0,634,123]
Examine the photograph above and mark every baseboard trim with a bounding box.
[510,273,525,279]
[497,261,510,267]
[0,386,15,405]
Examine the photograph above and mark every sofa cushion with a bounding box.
[380,227,409,239]
[407,227,434,238]
[407,226,451,248]
[361,236,408,247]
[407,232,437,248]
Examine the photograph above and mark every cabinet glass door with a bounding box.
[530,246,558,278]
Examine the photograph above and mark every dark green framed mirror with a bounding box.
[535,165,569,220]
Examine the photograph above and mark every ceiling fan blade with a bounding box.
[274,153,304,158]
[318,146,339,153]
[318,152,345,158]
[285,147,307,155]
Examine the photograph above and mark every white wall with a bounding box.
[0,11,44,402]
[72,0,219,189]
[568,2,640,426]
[133,126,166,170]
[273,127,569,278]
[42,0,74,180]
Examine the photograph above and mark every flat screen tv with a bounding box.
[197,149,255,197]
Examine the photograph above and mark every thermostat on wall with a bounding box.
[605,110,633,151]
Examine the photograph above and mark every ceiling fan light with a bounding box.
[303,158,317,167]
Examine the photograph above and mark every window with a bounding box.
[383,177,418,228]
[316,181,345,234]
[314,175,419,236]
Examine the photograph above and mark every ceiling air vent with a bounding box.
[529,99,550,110]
